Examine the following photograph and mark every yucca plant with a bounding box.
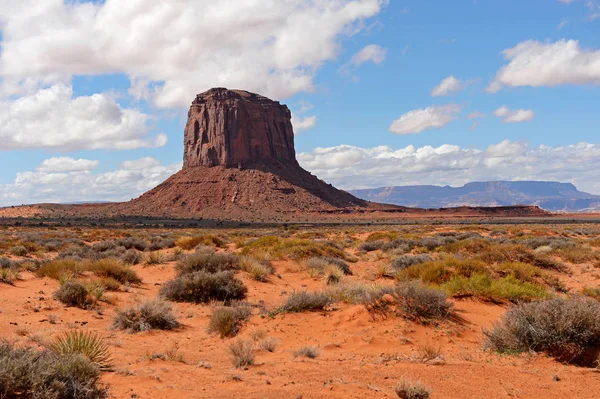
[49,330,112,370]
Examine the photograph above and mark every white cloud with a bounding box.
[0,157,181,206]
[494,105,535,123]
[292,114,317,132]
[467,111,486,119]
[38,157,99,173]
[297,140,600,194]
[0,0,386,108]
[0,84,166,150]
[389,104,462,135]
[431,76,464,96]
[350,44,387,66]
[487,40,600,92]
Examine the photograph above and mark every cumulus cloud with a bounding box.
[389,104,462,135]
[297,140,600,194]
[431,76,464,97]
[494,105,535,123]
[0,157,181,206]
[350,44,388,66]
[0,0,386,108]
[487,40,600,92]
[292,114,317,133]
[0,84,166,150]
[37,157,99,173]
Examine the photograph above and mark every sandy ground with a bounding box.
[2,243,600,399]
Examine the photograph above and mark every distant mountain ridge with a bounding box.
[350,181,600,213]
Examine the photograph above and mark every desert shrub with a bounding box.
[149,237,176,251]
[241,235,345,260]
[324,265,344,285]
[382,238,418,253]
[307,256,352,275]
[176,235,226,250]
[228,339,255,368]
[391,254,432,271]
[160,270,247,303]
[554,246,598,264]
[116,237,148,251]
[50,330,112,370]
[359,239,385,252]
[330,283,396,305]
[143,251,164,266]
[240,256,273,282]
[121,249,142,265]
[10,245,28,256]
[0,268,19,285]
[85,259,141,285]
[57,244,93,261]
[420,236,456,250]
[393,283,453,321]
[95,277,121,291]
[259,337,278,352]
[444,273,548,303]
[365,231,401,242]
[91,240,118,253]
[37,259,84,280]
[440,238,490,254]
[176,252,239,275]
[395,377,431,399]
[280,291,335,313]
[396,261,451,284]
[0,257,12,268]
[484,298,600,365]
[112,300,180,333]
[521,236,575,250]
[54,281,91,308]
[0,343,107,399]
[293,345,320,359]
[208,304,252,338]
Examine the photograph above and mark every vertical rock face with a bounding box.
[183,88,298,169]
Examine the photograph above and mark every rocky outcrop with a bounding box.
[183,88,297,169]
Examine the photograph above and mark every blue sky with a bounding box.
[0,0,599,205]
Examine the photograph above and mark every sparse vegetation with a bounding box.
[228,339,255,368]
[280,291,335,313]
[293,345,320,359]
[54,280,91,308]
[208,304,252,338]
[484,298,600,365]
[0,342,107,398]
[176,252,239,274]
[112,300,180,332]
[50,330,112,370]
[395,377,431,399]
[160,270,248,303]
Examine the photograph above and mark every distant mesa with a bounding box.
[0,88,552,221]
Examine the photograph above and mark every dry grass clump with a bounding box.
[395,377,431,399]
[392,283,453,321]
[583,287,600,300]
[293,346,320,359]
[143,251,165,266]
[208,304,253,338]
[484,298,600,365]
[54,280,92,308]
[160,270,247,304]
[121,249,142,265]
[553,246,598,264]
[359,239,385,252]
[240,256,273,282]
[306,256,352,275]
[228,339,255,368]
[85,259,142,285]
[37,259,84,280]
[0,343,107,399]
[50,330,112,370]
[112,300,180,333]
[259,337,278,352]
[0,267,19,285]
[279,291,335,313]
[176,252,239,274]
[10,245,28,256]
[116,237,148,251]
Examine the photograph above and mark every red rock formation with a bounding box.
[183,88,297,169]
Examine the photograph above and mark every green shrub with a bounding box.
[444,273,548,303]
[54,281,91,308]
[112,300,180,333]
[0,343,107,399]
[484,298,600,365]
[50,330,112,370]
[396,261,451,284]
[208,304,252,338]
[160,270,247,304]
